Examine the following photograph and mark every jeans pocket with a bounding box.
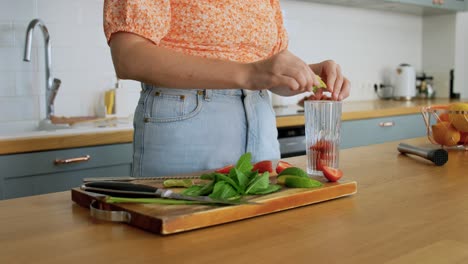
[145,91,203,123]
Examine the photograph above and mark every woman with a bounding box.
[104,0,350,177]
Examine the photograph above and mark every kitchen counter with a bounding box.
[0,125,133,155]
[0,98,459,155]
[1,137,468,263]
[275,97,456,128]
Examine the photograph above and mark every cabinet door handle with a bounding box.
[379,121,395,127]
[54,155,91,165]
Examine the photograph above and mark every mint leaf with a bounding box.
[209,181,240,200]
[245,172,270,194]
[236,153,253,174]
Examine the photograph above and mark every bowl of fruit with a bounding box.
[421,102,468,149]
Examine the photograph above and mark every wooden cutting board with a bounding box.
[71,177,357,235]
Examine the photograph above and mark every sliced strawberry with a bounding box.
[322,166,343,182]
[252,160,273,173]
[310,139,334,152]
[275,160,293,174]
[215,164,234,174]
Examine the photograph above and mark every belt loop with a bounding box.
[203,89,212,101]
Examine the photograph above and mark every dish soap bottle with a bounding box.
[104,78,121,115]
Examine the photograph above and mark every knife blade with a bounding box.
[81,181,257,205]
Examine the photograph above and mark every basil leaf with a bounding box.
[214,173,242,194]
[200,173,216,180]
[198,181,215,196]
[245,172,270,194]
[181,185,204,196]
[232,168,249,193]
[250,184,281,195]
[236,152,253,174]
[246,170,258,181]
[209,181,240,200]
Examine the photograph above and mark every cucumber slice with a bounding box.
[285,176,323,188]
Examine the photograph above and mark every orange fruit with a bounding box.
[438,112,449,123]
[448,103,468,132]
[432,121,461,146]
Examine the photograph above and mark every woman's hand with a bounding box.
[245,50,322,95]
[308,60,351,101]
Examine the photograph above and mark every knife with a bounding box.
[82,175,201,183]
[81,181,257,206]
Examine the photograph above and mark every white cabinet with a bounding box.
[301,0,466,14]
[387,0,466,11]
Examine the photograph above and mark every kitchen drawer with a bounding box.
[0,143,133,199]
[341,114,426,148]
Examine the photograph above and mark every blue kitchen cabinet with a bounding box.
[0,143,133,200]
[385,0,466,11]
[341,114,427,148]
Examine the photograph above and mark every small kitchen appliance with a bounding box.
[416,73,435,99]
[393,63,416,100]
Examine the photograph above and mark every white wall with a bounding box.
[454,11,468,99]
[0,0,424,130]
[422,14,456,99]
[276,0,423,105]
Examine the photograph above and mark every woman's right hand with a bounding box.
[244,50,321,95]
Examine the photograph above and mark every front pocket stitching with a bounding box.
[146,93,203,123]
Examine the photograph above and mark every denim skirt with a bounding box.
[132,84,280,177]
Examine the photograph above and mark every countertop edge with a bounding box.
[0,129,134,155]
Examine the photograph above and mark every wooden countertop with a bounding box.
[0,128,133,155]
[1,137,468,263]
[0,98,459,155]
[275,97,456,128]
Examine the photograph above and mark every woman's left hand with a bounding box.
[309,60,351,101]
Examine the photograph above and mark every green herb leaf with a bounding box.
[181,185,204,196]
[209,181,240,200]
[232,168,249,193]
[236,152,253,174]
[198,181,215,196]
[246,170,259,181]
[214,173,242,194]
[200,173,216,180]
[245,171,270,194]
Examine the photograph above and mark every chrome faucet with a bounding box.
[23,19,61,120]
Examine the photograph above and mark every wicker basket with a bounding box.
[421,104,468,150]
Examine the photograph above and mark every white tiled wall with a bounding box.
[0,0,424,130]
[0,0,141,132]
[276,0,423,105]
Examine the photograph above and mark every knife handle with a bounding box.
[81,181,160,198]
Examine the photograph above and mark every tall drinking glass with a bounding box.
[304,100,342,176]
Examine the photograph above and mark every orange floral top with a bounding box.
[103,0,288,63]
